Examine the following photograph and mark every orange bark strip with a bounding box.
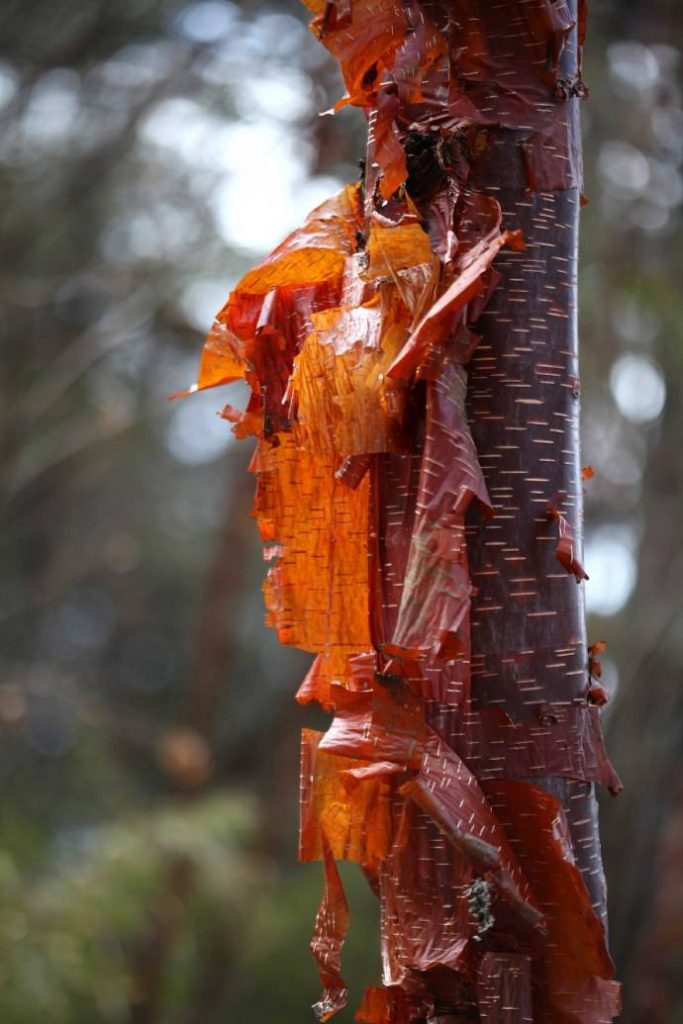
[302,0,408,109]
[254,435,370,653]
[290,294,409,459]
[194,185,361,396]
[311,833,351,1021]
[300,729,393,873]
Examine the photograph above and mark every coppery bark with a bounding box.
[192,2,620,1021]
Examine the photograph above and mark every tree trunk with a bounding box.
[194,2,621,1021]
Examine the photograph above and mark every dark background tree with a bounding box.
[0,1,681,1021]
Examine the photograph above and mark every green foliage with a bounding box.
[0,790,380,1023]
[0,793,259,1021]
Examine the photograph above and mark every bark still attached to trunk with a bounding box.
[191,2,621,1021]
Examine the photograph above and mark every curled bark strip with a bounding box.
[311,833,350,1022]
[549,504,589,582]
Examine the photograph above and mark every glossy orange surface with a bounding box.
[192,1,618,1019]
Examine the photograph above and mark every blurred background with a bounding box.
[0,1,681,1021]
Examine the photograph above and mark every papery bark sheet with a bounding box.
[190,1,620,1020]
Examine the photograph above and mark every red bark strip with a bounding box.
[477,953,533,1024]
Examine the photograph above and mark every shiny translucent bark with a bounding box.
[190,2,620,1021]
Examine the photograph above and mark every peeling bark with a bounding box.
[190,2,620,1020]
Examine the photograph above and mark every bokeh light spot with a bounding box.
[607,41,659,95]
[610,354,666,423]
[598,140,650,195]
[175,1,239,43]
[585,528,638,616]
[0,62,19,109]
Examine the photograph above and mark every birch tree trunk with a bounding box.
[464,8,607,925]
[193,2,622,1021]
